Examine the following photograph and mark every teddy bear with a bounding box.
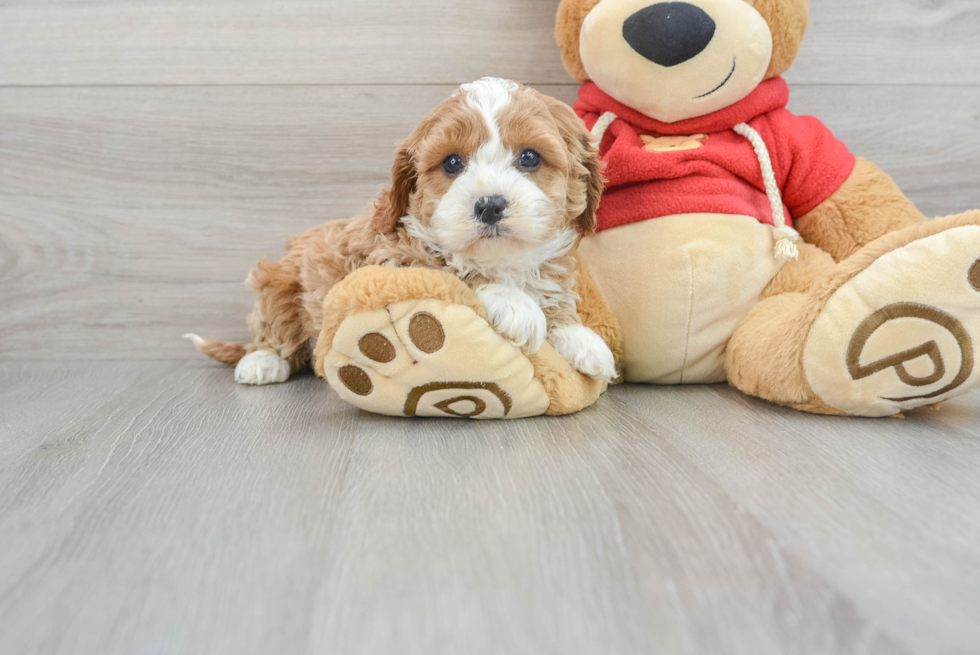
[553,0,980,417]
[314,0,980,419]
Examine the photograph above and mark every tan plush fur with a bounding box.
[795,157,928,262]
[754,0,810,80]
[534,344,609,415]
[192,81,612,383]
[571,249,625,370]
[761,242,836,297]
[556,0,603,82]
[726,291,826,409]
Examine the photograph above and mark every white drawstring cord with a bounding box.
[590,111,619,142]
[591,112,799,261]
[733,122,800,261]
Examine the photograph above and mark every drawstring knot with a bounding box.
[733,122,799,261]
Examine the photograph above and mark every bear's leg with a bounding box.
[727,211,980,417]
[761,242,837,297]
[313,264,619,419]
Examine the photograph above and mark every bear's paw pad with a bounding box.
[321,299,551,419]
[805,225,980,416]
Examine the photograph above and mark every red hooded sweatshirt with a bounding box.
[575,77,856,232]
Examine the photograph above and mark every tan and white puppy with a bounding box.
[188,78,617,385]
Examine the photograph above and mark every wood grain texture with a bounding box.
[611,384,980,655]
[0,0,571,86]
[2,84,979,361]
[4,361,979,655]
[1,0,979,86]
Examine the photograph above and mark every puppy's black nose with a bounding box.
[475,196,508,225]
[623,2,716,68]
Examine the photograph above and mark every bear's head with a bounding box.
[556,0,808,123]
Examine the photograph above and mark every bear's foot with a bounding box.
[729,211,980,417]
[313,267,609,419]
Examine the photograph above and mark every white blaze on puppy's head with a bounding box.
[435,78,554,265]
[393,77,604,281]
[459,77,519,138]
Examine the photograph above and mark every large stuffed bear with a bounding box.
[557,0,980,417]
[314,0,980,419]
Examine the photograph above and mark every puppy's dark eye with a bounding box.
[518,149,542,169]
[443,154,465,176]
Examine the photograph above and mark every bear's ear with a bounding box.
[556,0,603,82]
[753,0,810,79]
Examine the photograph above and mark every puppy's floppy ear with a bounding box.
[574,135,604,236]
[371,139,418,234]
[541,93,605,236]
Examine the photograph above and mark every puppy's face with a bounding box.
[376,79,603,271]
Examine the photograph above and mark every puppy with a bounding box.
[187,78,617,385]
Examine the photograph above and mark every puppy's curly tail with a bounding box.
[184,334,247,367]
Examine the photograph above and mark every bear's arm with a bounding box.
[766,109,927,262]
[793,157,927,262]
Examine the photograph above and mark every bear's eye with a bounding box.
[443,154,465,176]
[518,149,542,169]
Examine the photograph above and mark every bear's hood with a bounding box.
[575,77,790,135]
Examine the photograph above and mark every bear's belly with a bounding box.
[580,214,785,384]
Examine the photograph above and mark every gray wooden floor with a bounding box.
[2,1,980,653]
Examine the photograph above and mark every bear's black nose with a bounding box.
[623,2,717,68]
[475,196,508,225]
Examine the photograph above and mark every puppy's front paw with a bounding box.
[549,325,617,382]
[235,350,291,385]
[475,285,547,354]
